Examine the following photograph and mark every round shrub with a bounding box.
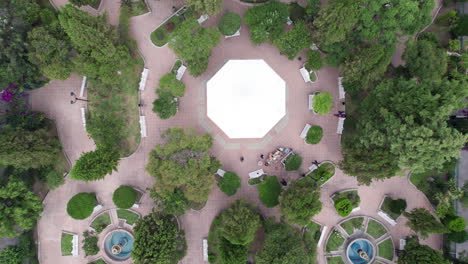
[217,172,241,196]
[313,92,333,115]
[334,198,352,217]
[219,12,241,36]
[305,50,323,71]
[305,126,323,144]
[389,199,407,215]
[152,92,178,119]
[448,216,466,232]
[113,186,138,209]
[67,193,96,220]
[448,230,468,243]
[285,154,302,171]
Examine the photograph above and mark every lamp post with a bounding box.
[70,92,89,104]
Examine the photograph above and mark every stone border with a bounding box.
[316,161,336,186]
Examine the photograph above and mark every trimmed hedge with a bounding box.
[217,172,241,196]
[334,198,352,217]
[305,50,323,71]
[219,12,241,36]
[313,92,333,115]
[113,186,138,209]
[258,176,282,207]
[284,154,302,171]
[67,193,96,220]
[306,126,322,144]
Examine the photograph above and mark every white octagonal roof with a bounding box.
[207,60,286,138]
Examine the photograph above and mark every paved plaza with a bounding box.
[33,0,442,263]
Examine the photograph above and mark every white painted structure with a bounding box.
[139,68,149,91]
[317,226,328,248]
[176,65,187,81]
[79,76,87,98]
[216,169,226,177]
[197,14,209,24]
[338,77,345,99]
[337,117,345,134]
[225,27,241,38]
[300,124,311,139]
[207,60,286,138]
[248,169,265,179]
[351,207,360,213]
[80,107,86,129]
[92,204,102,215]
[71,234,79,256]
[399,239,406,250]
[308,94,315,110]
[203,239,208,261]
[139,116,147,138]
[378,211,397,226]
[300,67,311,82]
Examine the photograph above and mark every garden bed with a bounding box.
[90,212,111,233]
[117,209,140,225]
[258,175,282,207]
[284,153,302,171]
[308,162,335,184]
[126,0,149,16]
[380,197,406,220]
[61,233,73,256]
[217,172,241,196]
[378,238,394,260]
[340,217,364,235]
[150,8,193,47]
[327,256,345,264]
[311,92,332,115]
[89,259,106,264]
[332,190,360,208]
[326,230,345,252]
[366,219,387,239]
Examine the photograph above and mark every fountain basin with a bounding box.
[104,230,134,261]
[346,238,375,264]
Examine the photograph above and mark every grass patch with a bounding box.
[217,172,241,196]
[89,259,106,264]
[332,190,360,208]
[61,233,73,256]
[90,212,111,233]
[340,217,364,235]
[366,220,387,239]
[117,209,140,225]
[258,175,282,207]
[126,1,149,16]
[327,256,345,264]
[308,163,335,184]
[326,230,345,252]
[380,197,406,220]
[284,154,302,171]
[378,238,394,260]
[303,221,321,260]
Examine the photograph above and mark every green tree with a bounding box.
[152,92,178,119]
[404,208,448,239]
[274,21,311,59]
[0,246,21,264]
[0,127,60,169]
[150,188,190,216]
[447,216,466,232]
[305,50,323,71]
[70,148,119,181]
[279,177,322,226]
[69,0,96,7]
[169,19,220,76]
[217,172,241,196]
[27,26,72,80]
[113,186,138,209]
[186,0,223,15]
[256,222,310,264]
[398,236,449,264]
[82,232,99,256]
[403,39,447,80]
[158,73,185,97]
[66,193,96,220]
[0,179,42,238]
[244,1,289,44]
[146,128,221,205]
[218,12,241,36]
[217,237,248,264]
[132,211,186,264]
[218,200,261,246]
[335,198,352,217]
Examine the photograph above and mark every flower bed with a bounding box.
[90,212,111,233]
[61,233,73,256]
[150,8,193,47]
[380,197,407,220]
[308,162,335,184]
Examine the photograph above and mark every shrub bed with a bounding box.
[305,126,322,144]
[341,217,364,235]
[258,176,282,207]
[67,193,96,220]
[61,233,73,256]
[332,190,360,208]
[284,154,302,171]
[380,197,407,220]
[151,15,183,47]
[308,162,335,184]
[217,172,241,196]
[366,220,387,239]
[113,186,138,209]
[82,231,99,256]
[334,198,353,217]
[219,12,241,36]
[326,230,344,252]
[117,209,140,225]
[90,212,111,233]
[378,238,394,260]
[312,92,332,115]
[305,50,323,71]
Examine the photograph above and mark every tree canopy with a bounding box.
[0,179,42,238]
[404,208,448,238]
[186,0,223,15]
[274,21,311,59]
[398,236,449,264]
[169,19,220,76]
[70,148,120,181]
[244,1,289,44]
[146,128,221,206]
[218,200,261,246]
[403,39,447,80]
[132,211,186,264]
[279,177,322,226]
[255,222,311,264]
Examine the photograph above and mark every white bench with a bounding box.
[139,116,147,138]
[317,226,327,248]
[176,65,187,81]
[399,238,406,250]
[139,68,149,91]
[81,107,86,129]
[92,204,102,215]
[203,239,208,261]
[249,169,264,179]
[300,67,311,82]
[225,27,241,38]
[338,77,345,99]
[378,211,397,226]
[216,169,226,177]
[308,94,315,110]
[337,117,345,134]
[80,76,87,97]
[351,207,360,213]
[300,124,311,139]
[71,233,79,256]
[197,14,209,24]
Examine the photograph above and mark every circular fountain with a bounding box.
[346,239,375,264]
[104,230,134,261]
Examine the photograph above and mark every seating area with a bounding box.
[139,68,149,91]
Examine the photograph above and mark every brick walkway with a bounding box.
[34,0,442,263]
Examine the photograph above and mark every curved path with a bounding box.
[34,0,441,263]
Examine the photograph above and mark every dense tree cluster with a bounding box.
[146,128,221,208]
[186,0,223,16]
[404,208,448,239]
[403,37,447,80]
[398,236,449,264]
[152,73,186,119]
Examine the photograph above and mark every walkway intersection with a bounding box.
[33,0,442,263]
